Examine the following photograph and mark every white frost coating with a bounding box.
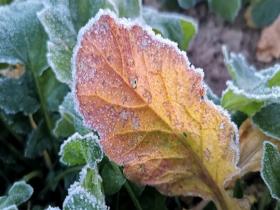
[78,165,105,201]
[0,58,22,66]
[37,0,76,85]
[47,41,71,85]
[260,141,280,201]
[78,164,91,183]
[229,52,260,76]
[78,165,104,200]
[59,132,103,166]
[227,49,280,82]
[58,93,75,117]
[9,180,34,199]
[78,164,100,184]
[260,64,280,79]
[223,48,280,102]
[225,81,280,101]
[72,9,240,172]
[63,181,108,210]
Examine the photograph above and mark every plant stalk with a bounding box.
[30,72,53,134]
[23,170,42,182]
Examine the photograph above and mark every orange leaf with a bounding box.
[73,11,246,210]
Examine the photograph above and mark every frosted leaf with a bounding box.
[0,0,48,76]
[261,141,280,200]
[142,7,197,50]
[252,103,280,140]
[73,11,244,210]
[38,0,117,85]
[59,132,103,166]
[63,186,107,210]
[63,166,107,210]
[221,47,280,115]
[79,165,105,202]
[7,181,33,206]
[54,92,91,137]
[0,181,33,209]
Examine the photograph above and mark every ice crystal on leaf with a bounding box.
[0,181,33,209]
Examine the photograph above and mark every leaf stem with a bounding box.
[28,114,38,129]
[43,150,53,170]
[23,170,42,182]
[31,72,53,133]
